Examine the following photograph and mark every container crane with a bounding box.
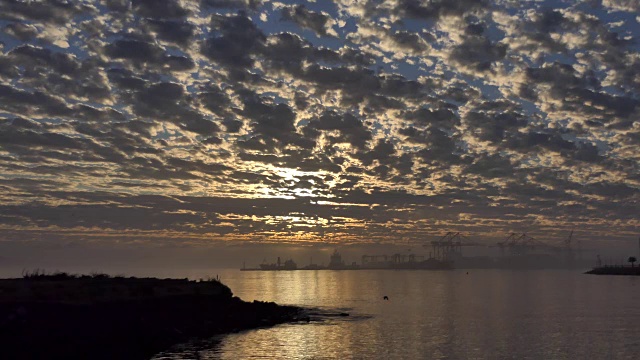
[496,233,541,256]
[426,232,481,261]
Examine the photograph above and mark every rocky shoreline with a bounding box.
[0,273,306,359]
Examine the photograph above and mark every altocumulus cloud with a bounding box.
[0,0,638,250]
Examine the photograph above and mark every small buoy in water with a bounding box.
[383,295,389,300]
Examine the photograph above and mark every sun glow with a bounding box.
[271,166,336,198]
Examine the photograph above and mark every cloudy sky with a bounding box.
[0,0,639,265]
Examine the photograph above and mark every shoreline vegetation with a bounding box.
[0,270,307,359]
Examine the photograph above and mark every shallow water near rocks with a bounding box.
[142,268,640,360]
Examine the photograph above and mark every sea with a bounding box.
[4,267,640,359]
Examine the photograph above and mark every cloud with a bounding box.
[281,4,338,37]
[105,37,195,71]
[0,0,638,249]
[464,100,527,143]
[602,0,640,12]
[0,0,95,25]
[449,31,507,72]
[524,61,639,128]
[3,22,39,41]
[302,110,372,150]
[201,12,266,69]
[390,0,489,21]
[131,0,190,19]
[201,0,262,10]
[145,19,197,47]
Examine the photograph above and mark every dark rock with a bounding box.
[0,275,304,360]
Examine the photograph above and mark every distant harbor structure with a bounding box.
[241,248,452,271]
[328,249,345,269]
[241,230,604,272]
[241,257,298,271]
[585,237,640,276]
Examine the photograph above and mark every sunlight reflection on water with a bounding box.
[146,269,640,360]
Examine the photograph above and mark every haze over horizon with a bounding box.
[0,0,639,268]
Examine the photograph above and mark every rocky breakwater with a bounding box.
[585,266,640,276]
[0,272,305,359]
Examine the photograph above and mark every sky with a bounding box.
[0,0,639,268]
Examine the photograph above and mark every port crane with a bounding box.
[564,229,574,248]
[549,229,583,261]
[496,233,542,256]
[562,229,579,261]
[426,232,480,261]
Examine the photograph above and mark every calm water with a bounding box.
[3,267,638,359]
[143,268,640,360]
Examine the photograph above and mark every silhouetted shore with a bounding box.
[585,266,640,276]
[0,272,305,359]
